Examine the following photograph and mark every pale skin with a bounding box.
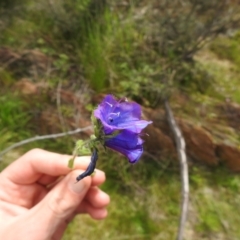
[0,149,110,240]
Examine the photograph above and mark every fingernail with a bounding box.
[68,178,86,194]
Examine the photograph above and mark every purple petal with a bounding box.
[110,102,141,123]
[105,130,138,148]
[94,95,117,120]
[105,130,144,163]
[117,120,152,133]
[94,95,144,133]
[107,144,143,163]
[100,120,152,135]
[101,95,118,114]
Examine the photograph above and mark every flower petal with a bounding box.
[94,95,117,121]
[94,95,142,130]
[106,144,143,163]
[117,120,152,133]
[105,130,144,163]
[109,101,141,123]
[100,120,152,135]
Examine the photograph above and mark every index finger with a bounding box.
[1,148,95,184]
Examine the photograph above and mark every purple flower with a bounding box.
[94,95,152,163]
[94,95,151,134]
[105,130,144,163]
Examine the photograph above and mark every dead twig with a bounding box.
[164,100,189,240]
[56,80,66,130]
[0,126,92,160]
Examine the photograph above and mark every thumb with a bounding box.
[33,170,91,233]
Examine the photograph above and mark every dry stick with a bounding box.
[164,100,189,240]
[0,126,92,160]
[56,80,66,130]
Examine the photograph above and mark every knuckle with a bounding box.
[48,195,74,218]
[26,148,44,156]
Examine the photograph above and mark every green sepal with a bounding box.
[103,130,121,142]
[91,113,103,139]
[68,158,75,169]
[68,139,92,169]
[109,130,121,138]
[75,139,91,156]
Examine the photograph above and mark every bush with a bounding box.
[112,0,239,102]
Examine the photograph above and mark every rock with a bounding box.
[21,49,51,76]
[0,47,52,78]
[14,78,38,95]
[12,79,93,138]
[36,105,92,138]
[143,107,219,166]
[179,121,219,166]
[218,102,240,130]
[0,47,21,64]
[143,124,177,159]
[216,144,240,172]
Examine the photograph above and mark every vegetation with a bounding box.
[1,0,240,239]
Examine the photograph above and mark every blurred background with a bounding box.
[1,0,240,239]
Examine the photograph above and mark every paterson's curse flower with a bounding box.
[94,95,152,163]
[71,94,152,182]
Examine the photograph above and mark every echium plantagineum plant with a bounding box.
[68,94,152,182]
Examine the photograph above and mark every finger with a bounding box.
[0,170,92,240]
[39,169,106,189]
[0,181,48,209]
[76,200,108,220]
[36,176,109,207]
[51,212,75,240]
[53,202,108,240]
[37,175,58,186]
[2,149,105,185]
[32,172,106,206]
[2,149,89,183]
[0,201,27,221]
[84,187,110,208]
[85,169,106,187]
[29,170,92,236]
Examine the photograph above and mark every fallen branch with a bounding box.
[56,80,66,130]
[164,100,189,240]
[0,126,92,160]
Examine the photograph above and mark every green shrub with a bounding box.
[210,32,240,66]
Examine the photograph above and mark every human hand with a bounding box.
[0,149,110,240]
